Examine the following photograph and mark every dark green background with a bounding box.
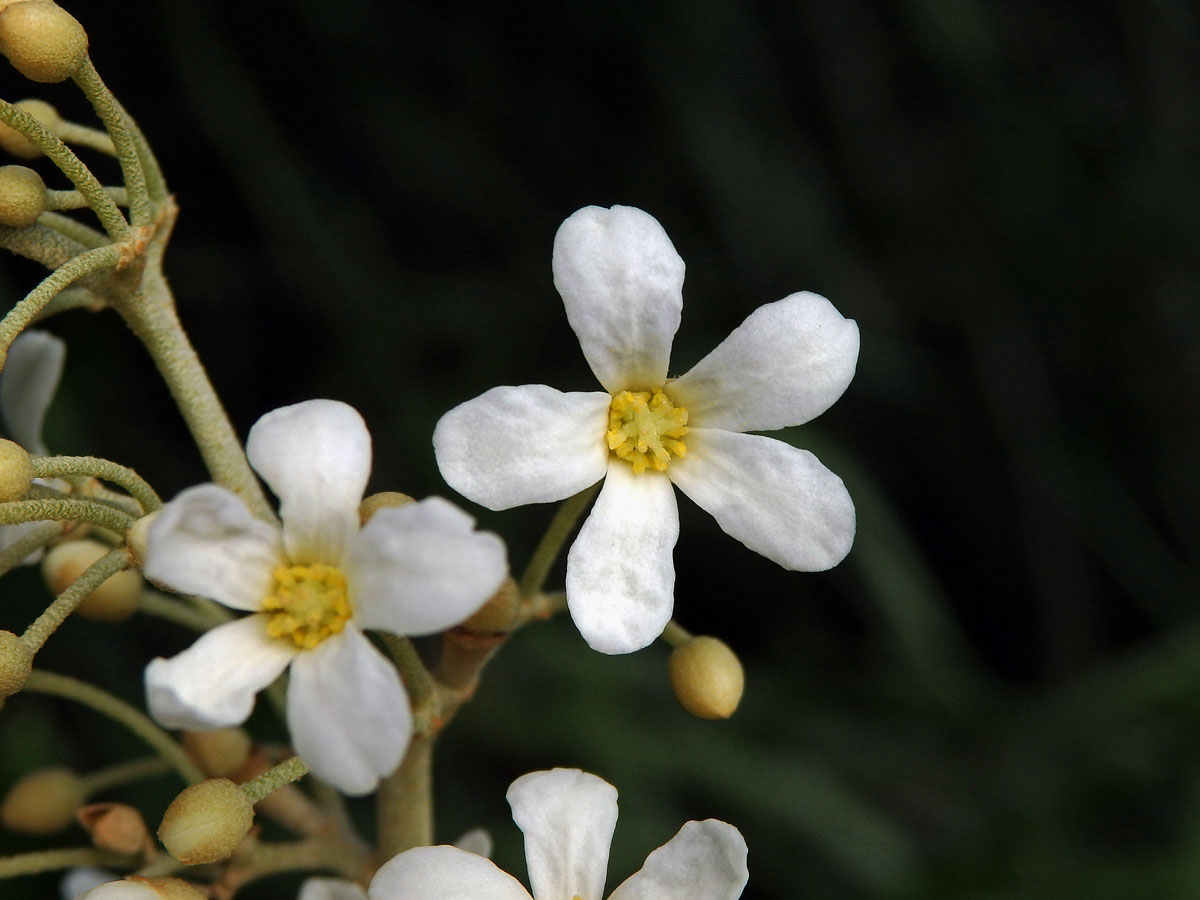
[3,1,1199,897]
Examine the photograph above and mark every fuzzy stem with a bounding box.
[21,670,203,784]
[32,455,161,513]
[517,483,599,598]
[22,547,130,652]
[45,187,129,210]
[0,521,64,577]
[0,847,128,878]
[54,121,117,155]
[241,756,309,804]
[32,212,110,250]
[375,735,433,859]
[0,497,136,535]
[136,590,222,632]
[81,756,173,795]
[660,620,694,648]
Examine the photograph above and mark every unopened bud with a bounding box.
[0,163,44,225]
[126,512,157,567]
[82,877,208,900]
[77,802,150,856]
[0,1,87,83]
[41,539,143,621]
[668,636,744,720]
[0,438,32,502]
[358,491,414,524]
[460,576,519,634]
[157,778,253,864]
[182,728,252,778]
[0,766,86,833]
[0,629,33,697]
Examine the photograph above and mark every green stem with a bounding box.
[375,735,433,859]
[81,755,173,795]
[55,121,116,156]
[32,212,110,249]
[0,497,136,535]
[32,455,162,513]
[0,99,128,240]
[45,187,129,210]
[137,590,222,632]
[114,272,274,522]
[660,620,693,648]
[22,547,130,652]
[0,220,91,266]
[32,286,107,320]
[21,669,203,784]
[72,59,152,228]
[0,244,123,359]
[517,483,600,598]
[0,847,129,878]
[241,756,309,804]
[0,521,64,577]
[381,633,435,714]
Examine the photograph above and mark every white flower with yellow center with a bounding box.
[362,768,748,900]
[434,205,858,654]
[143,399,507,796]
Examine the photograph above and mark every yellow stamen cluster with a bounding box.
[606,389,689,474]
[262,564,351,650]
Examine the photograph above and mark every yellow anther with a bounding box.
[262,564,351,650]
[606,389,689,474]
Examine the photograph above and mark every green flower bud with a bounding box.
[157,778,254,864]
[0,438,32,501]
[0,163,45,225]
[0,1,87,83]
[668,635,745,720]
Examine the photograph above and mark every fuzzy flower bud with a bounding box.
[157,778,253,864]
[0,629,33,697]
[0,97,58,157]
[358,490,414,524]
[0,163,45,225]
[0,437,32,502]
[41,539,143,621]
[459,575,519,634]
[77,802,151,856]
[182,728,252,778]
[0,766,86,833]
[668,635,745,719]
[0,1,87,83]
[82,876,208,900]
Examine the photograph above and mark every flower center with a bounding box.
[606,389,689,474]
[262,564,352,650]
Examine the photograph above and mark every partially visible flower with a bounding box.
[143,400,507,795]
[367,768,748,900]
[72,876,206,900]
[434,205,858,654]
[0,329,65,558]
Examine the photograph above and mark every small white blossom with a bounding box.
[434,205,858,654]
[366,768,748,900]
[143,399,507,795]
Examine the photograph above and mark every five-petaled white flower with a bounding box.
[434,205,858,654]
[357,768,747,900]
[143,399,507,795]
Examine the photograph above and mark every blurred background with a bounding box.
[2,0,1199,897]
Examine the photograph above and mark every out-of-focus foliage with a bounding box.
[2,1,1198,898]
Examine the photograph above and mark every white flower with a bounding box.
[434,205,858,654]
[366,768,748,900]
[143,399,507,795]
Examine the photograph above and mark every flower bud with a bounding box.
[0,1,87,83]
[82,877,208,900]
[0,766,86,833]
[668,636,745,720]
[182,728,252,778]
[0,96,59,157]
[0,629,33,697]
[358,490,414,524]
[0,438,33,502]
[157,778,253,864]
[459,576,519,634]
[41,539,143,621]
[126,511,157,567]
[0,163,45,225]
[77,802,151,856]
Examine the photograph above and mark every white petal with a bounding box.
[61,867,116,900]
[1,329,65,455]
[145,615,296,729]
[246,400,370,565]
[668,429,854,571]
[454,827,493,858]
[286,626,411,796]
[566,463,678,654]
[553,206,684,393]
[608,820,748,900]
[669,292,859,433]
[79,883,160,900]
[507,768,617,900]
[299,878,368,900]
[433,385,610,511]
[347,497,508,636]
[144,484,283,611]
[368,846,531,900]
